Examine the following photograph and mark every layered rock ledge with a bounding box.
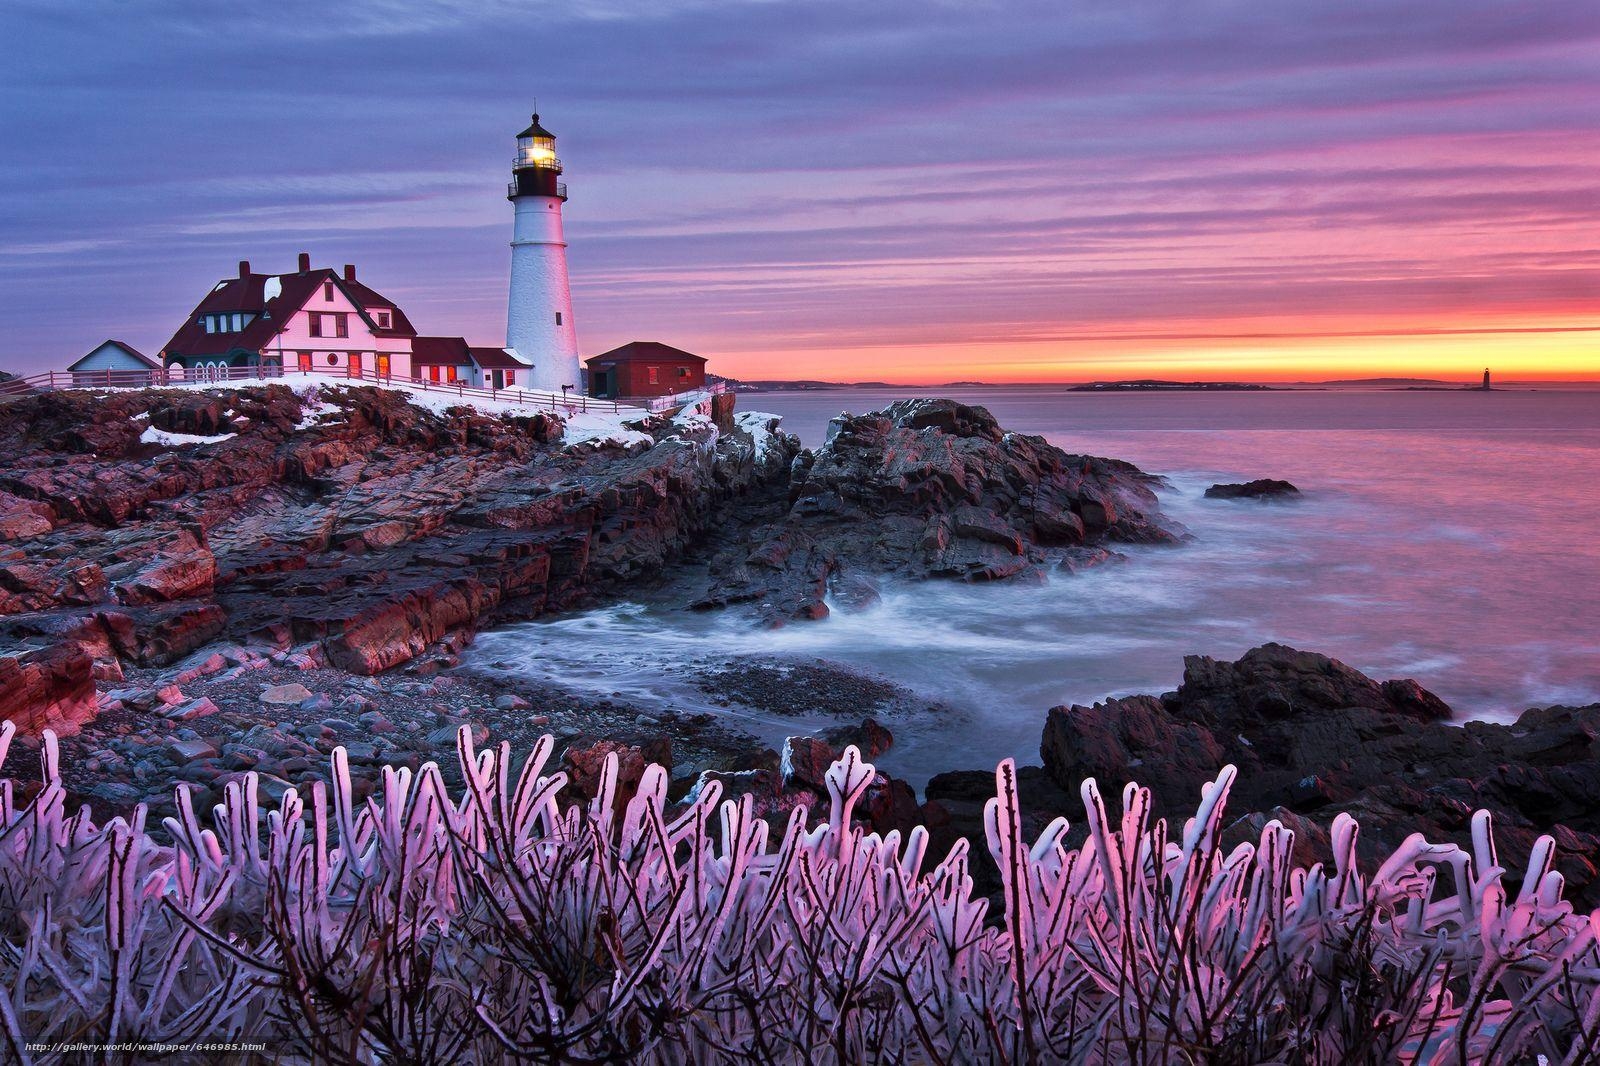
[0,384,796,733]
[1,390,1177,741]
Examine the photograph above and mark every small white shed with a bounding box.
[69,340,161,387]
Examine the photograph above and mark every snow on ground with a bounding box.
[734,411,784,460]
[292,396,340,430]
[86,375,662,451]
[560,412,655,450]
[139,426,237,447]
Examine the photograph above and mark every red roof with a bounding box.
[412,336,471,364]
[345,279,417,337]
[159,266,414,362]
[585,341,707,366]
[468,347,530,369]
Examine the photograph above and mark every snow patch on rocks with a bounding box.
[734,411,783,460]
[139,426,237,447]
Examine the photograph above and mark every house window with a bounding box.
[505,370,515,384]
[298,351,312,372]
[202,316,214,334]
[376,311,390,328]
[333,313,349,338]
[328,352,339,365]
[446,366,457,382]
[309,313,323,338]
[678,367,689,378]
[231,312,243,331]
[323,281,335,302]
[555,312,562,325]
[647,367,659,385]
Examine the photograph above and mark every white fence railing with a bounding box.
[0,366,630,414]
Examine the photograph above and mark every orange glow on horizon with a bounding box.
[705,317,1600,385]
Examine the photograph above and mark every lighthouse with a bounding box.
[505,113,581,393]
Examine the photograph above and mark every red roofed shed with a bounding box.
[585,341,706,400]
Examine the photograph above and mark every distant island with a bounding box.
[710,374,1594,392]
[1066,379,1280,392]
[716,376,1281,392]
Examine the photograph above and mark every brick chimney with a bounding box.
[343,264,356,283]
[238,260,250,278]
[298,252,311,273]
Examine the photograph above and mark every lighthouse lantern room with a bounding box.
[505,112,581,393]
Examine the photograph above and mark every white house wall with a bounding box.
[266,281,413,378]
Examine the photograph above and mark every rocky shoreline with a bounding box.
[4,385,1595,908]
[1,387,1169,828]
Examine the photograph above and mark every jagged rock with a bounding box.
[1205,479,1300,500]
[0,641,96,735]
[169,738,218,761]
[163,698,219,721]
[780,736,835,791]
[702,399,1178,620]
[561,737,671,808]
[820,718,894,760]
[1039,643,1600,906]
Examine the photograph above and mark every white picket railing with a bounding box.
[0,365,631,414]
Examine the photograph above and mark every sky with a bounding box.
[3,0,1598,384]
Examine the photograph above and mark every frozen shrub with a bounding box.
[0,718,1597,1063]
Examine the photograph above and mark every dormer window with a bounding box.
[376,311,391,328]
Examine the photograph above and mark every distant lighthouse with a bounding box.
[505,113,580,393]
[1482,368,1492,390]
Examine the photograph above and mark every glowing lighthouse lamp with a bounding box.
[505,113,581,394]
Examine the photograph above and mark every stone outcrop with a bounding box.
[696,399,1180,620]
[1205,479,1299,499]
[1039,643,1600,905]
[0,385,797,734]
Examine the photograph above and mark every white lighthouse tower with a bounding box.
[505,113,581,393]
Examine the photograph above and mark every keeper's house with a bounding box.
[585,341,707,400]
[158,254,531,387]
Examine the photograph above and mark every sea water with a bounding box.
[473,388,1600,785]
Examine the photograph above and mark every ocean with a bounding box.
[472,388,1600,786]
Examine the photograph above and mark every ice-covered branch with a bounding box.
[0,718,1595,1063]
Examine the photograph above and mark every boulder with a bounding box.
[1205,479,1299,500]
[260,683,314,706]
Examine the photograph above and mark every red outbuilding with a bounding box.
[585,341,707,400]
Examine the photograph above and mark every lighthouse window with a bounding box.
[555,312,562,325]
